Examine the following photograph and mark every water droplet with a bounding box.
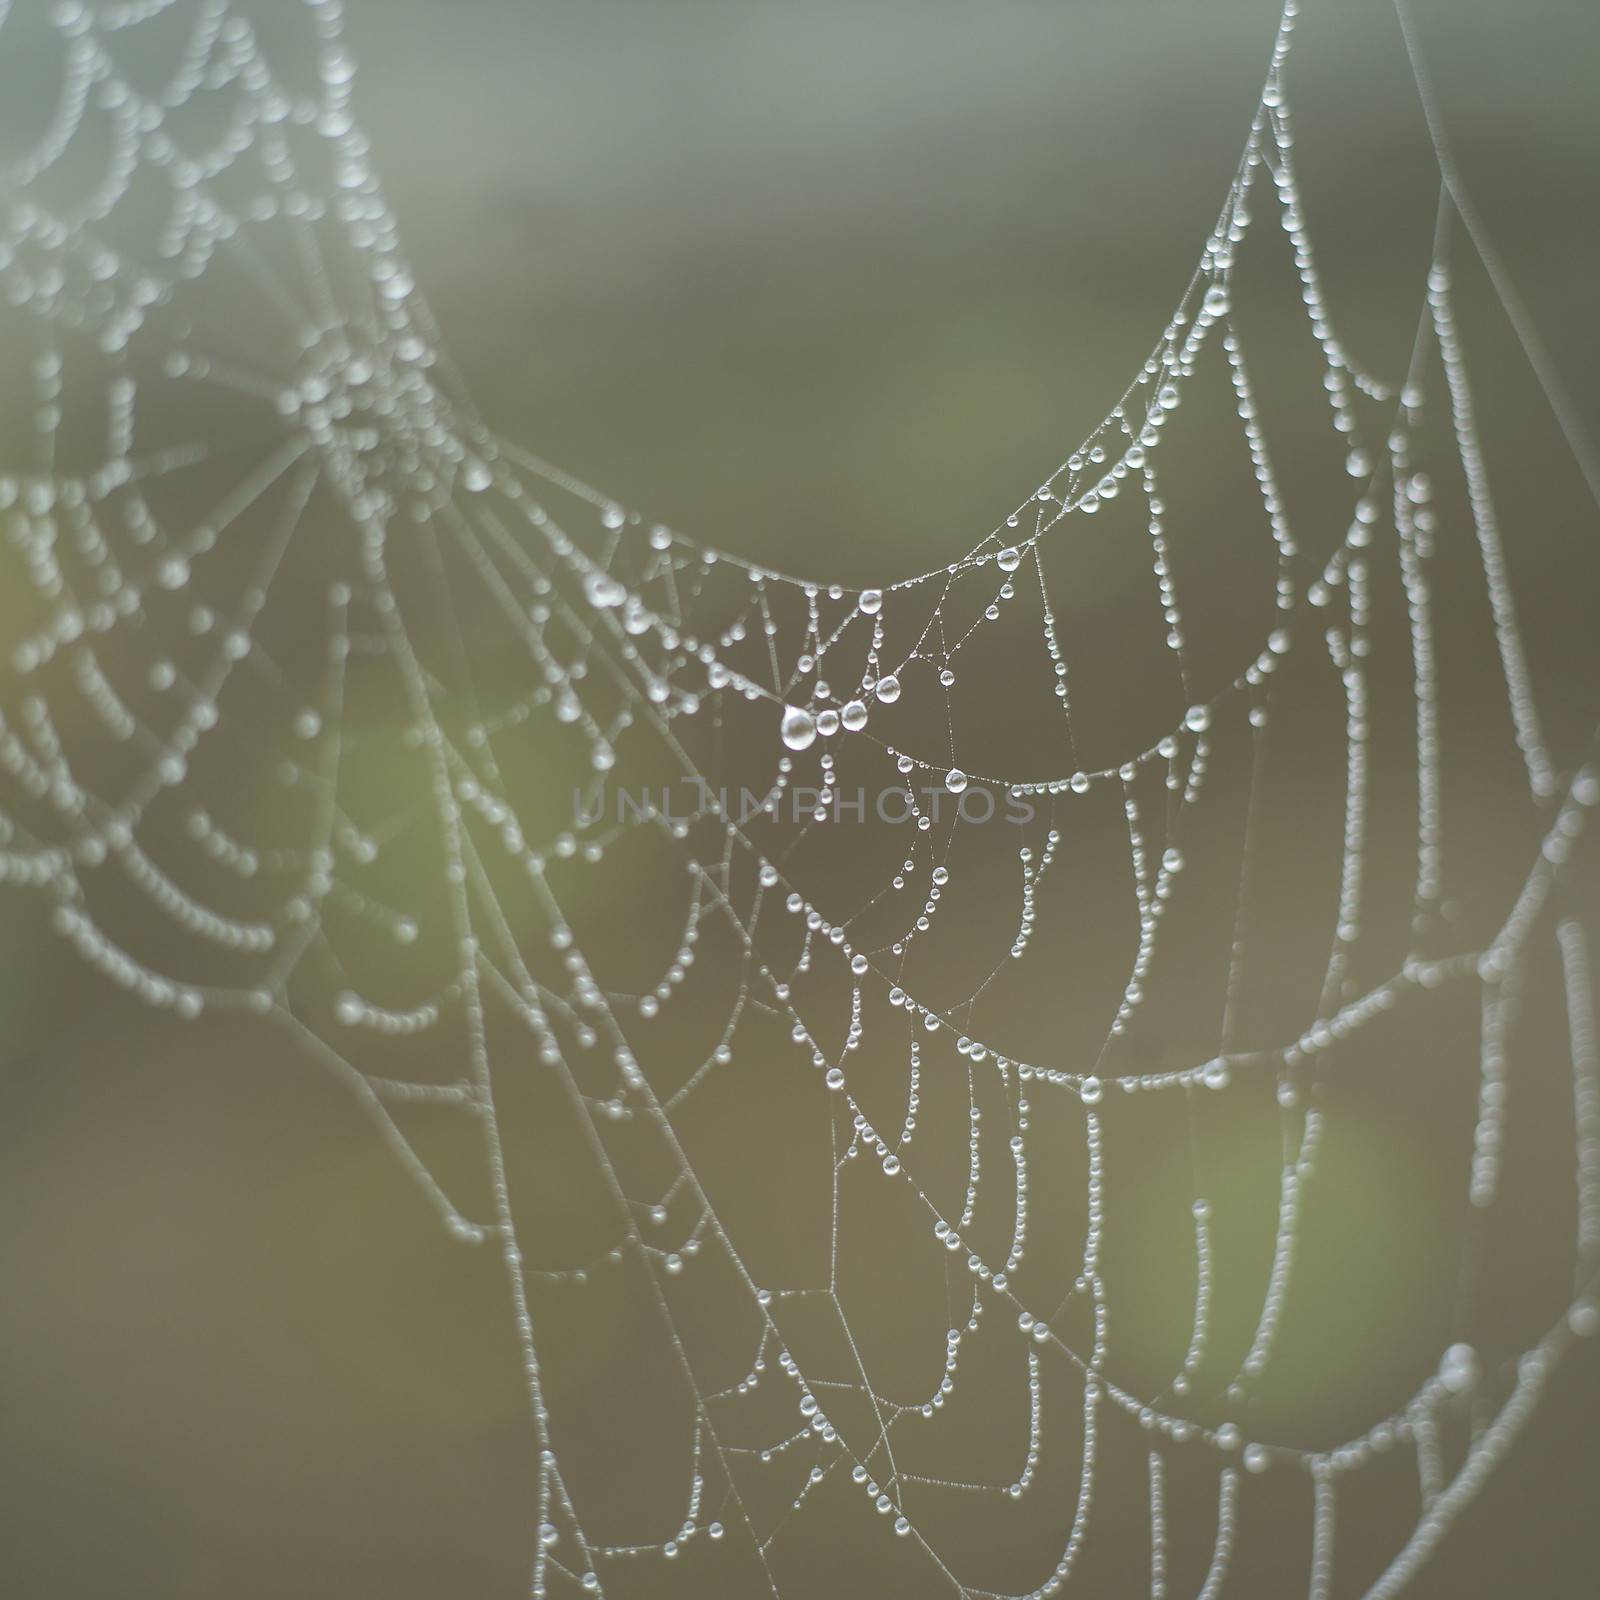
[944,768,968,794]
[997,546,1021,573]
[875,675,902,705]
[858,589,883,615]
[1080,1076,1103,1105]
[781,706,817,751]
[841,699,868,732]
[584,571,626,609]
[1439,1342,1476,1393]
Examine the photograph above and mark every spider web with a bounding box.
[2,1,1598,1596]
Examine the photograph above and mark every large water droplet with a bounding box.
[584,572,626,609]
[780,706,817,751]
[944,768,968,794]
[858,589,883,615]
[997,546,1021,573]
[875,675,902,705]
[1439,1342,1476,1394]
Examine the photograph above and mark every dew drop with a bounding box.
[780,706,817,751]
[1439,1342,1477,1394]
[584,572,626,609]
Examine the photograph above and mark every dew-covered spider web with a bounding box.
[2,1,1599,1595]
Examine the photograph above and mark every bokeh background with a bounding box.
[3,0,1599,1596]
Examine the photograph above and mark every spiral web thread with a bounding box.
[1,1,1598,1596]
